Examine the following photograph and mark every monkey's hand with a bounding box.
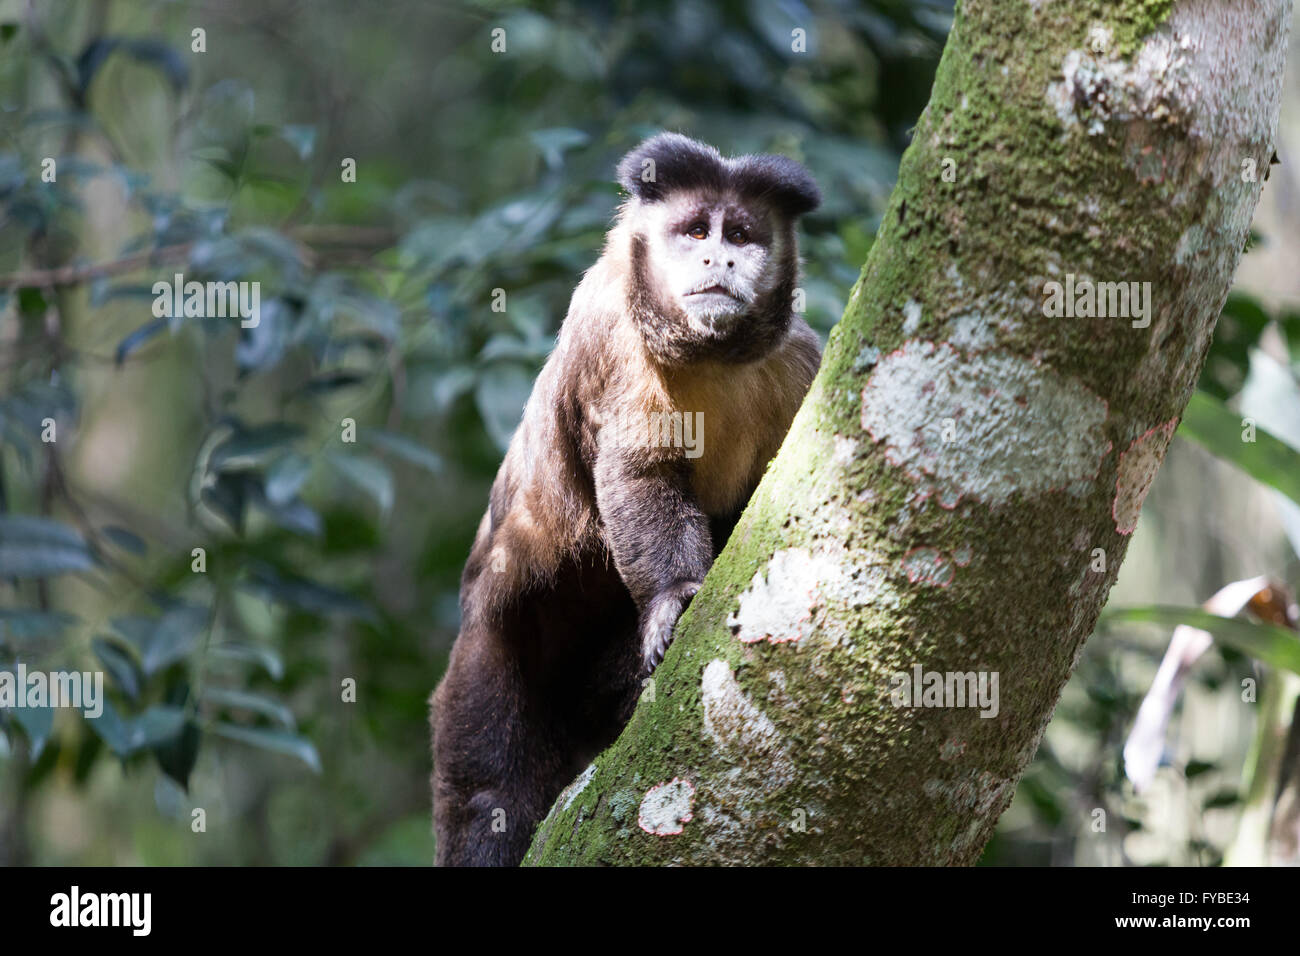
[640,580,702,674]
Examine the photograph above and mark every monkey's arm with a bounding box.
[594,452,711,673]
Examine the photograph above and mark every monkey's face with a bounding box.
[617,135,818,364]
[643,192,783,338]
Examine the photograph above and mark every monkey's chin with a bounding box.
[681,296,747,334]
[686,312,744,339]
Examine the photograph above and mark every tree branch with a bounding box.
[0,226,399,291]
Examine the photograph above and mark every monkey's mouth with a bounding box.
[689,285,740,300]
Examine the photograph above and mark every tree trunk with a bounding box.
[525,0,1292,865]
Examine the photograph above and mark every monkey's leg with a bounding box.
[431,631,573,866]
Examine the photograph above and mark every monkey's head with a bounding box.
[617,133,820,364]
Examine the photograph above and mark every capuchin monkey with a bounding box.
[430,133,822,866]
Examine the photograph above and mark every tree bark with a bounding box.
[525,0,1292,865]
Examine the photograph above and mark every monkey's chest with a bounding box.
[663,360,787,517]
[682,401,766,517]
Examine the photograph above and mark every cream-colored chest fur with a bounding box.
[665,357,790,517]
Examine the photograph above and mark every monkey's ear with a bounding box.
[732,154,822,219]
[616,133,726,203]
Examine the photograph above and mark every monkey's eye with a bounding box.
[686,222,708,240]
[727,228,749,245]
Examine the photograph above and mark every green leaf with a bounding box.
[0,677,55,758]
[529,127,589,169]
[207,643,284,681]
[189,145,232,163]
[144,605,208,674]
[1102,605,1300,674]
[133,705,187,747]
[1199,293,1272,401]
[85,698,131,756]
[365,429,443,475]
[279,124,317,160]
[153,717,200,789]
[240,564,372,620]
[0,609,79,641]
[93,636,141,699]
[195,150,240,184]
[202,687,295,729]
[326,452,394,517]
[101,525,147,555]
[17,287,46,319]
[75,37,189,102]
[303,371,368,394]
[209,423,305,472]
[86,701,186,756]
[237,228,306,276]
[95,272,150,303]
[265,452,312,506]
[1178,389,1300,508]
[474,362,533,452]
[250,487,322,538]
[1280,310,1300,368]
[1202,789,1241,810]
[0,516,96,579]
[200,471,253,532]
[210,722,321,772]
[428,365,477,414]
[479,333,550,363]
[114,317,168,365]
[112,604,208,676]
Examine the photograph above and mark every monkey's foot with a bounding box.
[640,581,702,673]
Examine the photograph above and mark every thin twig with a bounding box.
[0,243,192,291]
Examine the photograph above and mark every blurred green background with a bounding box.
[2,0,1300,866]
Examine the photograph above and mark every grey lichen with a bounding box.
[860,341,1111,509]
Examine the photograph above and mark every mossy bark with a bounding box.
[525,0,1292,866]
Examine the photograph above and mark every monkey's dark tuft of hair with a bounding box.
[617,132,820,218]
[617,133,728,202]
[731,154,821,218]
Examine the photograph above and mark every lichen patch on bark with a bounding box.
[1048,33,1197,135]
[860,341,1110,508]
[902,547,956,588]
[726,547,828,644]
[701,659,795,786]
[1111,418,1178,533]
[637,778,696,836]
[560,764,597,811]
